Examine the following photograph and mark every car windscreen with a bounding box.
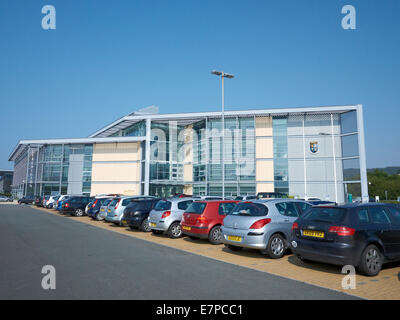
[229,203,268,216]
[301,207,347,223]
[186,202,207,214]
[153,200,172,211]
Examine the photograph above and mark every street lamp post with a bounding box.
[211,70,235,199]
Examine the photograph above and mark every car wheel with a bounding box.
[208,226,222,245]
[226,244,243,252]
[95,213,102,221]
[151,230,163,235]
[75,209,84,217]
[358,244,383,276]
[168,222,182,239]
[266,234,286,259]
[140,218,151,232]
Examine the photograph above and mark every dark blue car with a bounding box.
[291,203,400,276]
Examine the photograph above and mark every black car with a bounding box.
[257,192,288,199]
[18,196,36,204]
[60,196,92,216]
[291,203,400,276]
[122,198,161,231]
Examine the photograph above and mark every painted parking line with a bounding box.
[34,206,400,300]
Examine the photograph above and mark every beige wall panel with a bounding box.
[256,183,274,193]
[256,137,274,159]
[91,162,140,182]
[183,184,193,195]
[255,117,273,137]
[184,164,193,182]
[92,142,141,162]
[91,183,140,196]
[256,160,274,181]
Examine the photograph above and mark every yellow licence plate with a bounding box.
[121,220,127,224]
[227,235,242,242]
[182,226,191,231]
[100,208,104,212]
[303,230,324,238]
[108,209,111,213]
[150,222,157,227]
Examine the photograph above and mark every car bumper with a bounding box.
[105,215,121,223]
[181,224,209,239]
[125,216,145,227]
[221,227,267,250]
[149,219,170,232]
[290,238,360,266]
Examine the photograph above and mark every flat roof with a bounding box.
[89,104,360,138]
[8,136,145,162]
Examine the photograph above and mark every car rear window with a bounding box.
[229,203,268,217]
[302,207,347,223]
[154,200,172,211]
[186,202,207,214]
[109,199,119,206]
[103,199,112,206]
[122,198,134,206]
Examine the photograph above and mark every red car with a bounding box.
[181,200,239,244]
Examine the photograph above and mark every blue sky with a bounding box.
[0,0,399,169]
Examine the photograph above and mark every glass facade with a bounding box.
[272,117,289,194]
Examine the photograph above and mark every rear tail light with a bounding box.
[196,216,208,224]
[292,222,299,230]
[328,226,355,236]
[92,200,98,208]
[161,211,171,219]
[249,218,271,229]
[114,199,121,209]
[65,203,69,208]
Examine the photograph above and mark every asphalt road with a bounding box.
[0,204,359,300]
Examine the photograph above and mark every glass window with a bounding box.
[302,207,347,223]
[358,209,369,223]
[178,200,193,210]
[229,203,268,217]
[186,202,207,214]
[387,206,400,223]
[154,200,172,211]
[219,202,236,215]
[275,202,300,217]
[297,202,312,213]
[369,207,391,224]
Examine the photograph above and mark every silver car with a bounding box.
[148,197,197,238]
[97,198,114,221]
[221,199,312,259]
[105,196,155,225]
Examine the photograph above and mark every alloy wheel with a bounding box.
[271,237,284,256]
[366,248,381,273]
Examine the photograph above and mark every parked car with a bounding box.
[148,197,197,238]
[41,195,50,207]
[60,196,93,216]
[55,195,70,211]
[45,195,60,208]
[257,192,288,199]
[234,195,257,201]
[0,195,12,202]
[88,196,113,220]
[97,198,115,221]
[34,196,43,206]
[18,196,36,204]
[181,200,239,244]
[122,198,161,231]
[291,203,400,276]
[194,196,223,200]
[106,196,156,225]
[307,200,337,206]
[221,199,312,258]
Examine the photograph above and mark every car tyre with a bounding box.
[140,218,151,232]
[226,244,243,252]
[75,208,84,217]
[266,234,286,259]
[357,244,383,276]
[168,222,182,239]
[208,226,222,245]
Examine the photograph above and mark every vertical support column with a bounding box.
[205,117,209,195]
[144,118,151,196]
[331,114,338,203]
[24,146,30,197]
[59,144,64,194]
[356,104,369,203]
[302,114,307,198]
[34,145,40,196]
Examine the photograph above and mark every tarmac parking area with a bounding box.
[5,203,400,300]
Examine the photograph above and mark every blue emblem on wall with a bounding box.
[310,141,318,154]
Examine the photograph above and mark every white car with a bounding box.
[0,196,12,202]
[45,195,60,208]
